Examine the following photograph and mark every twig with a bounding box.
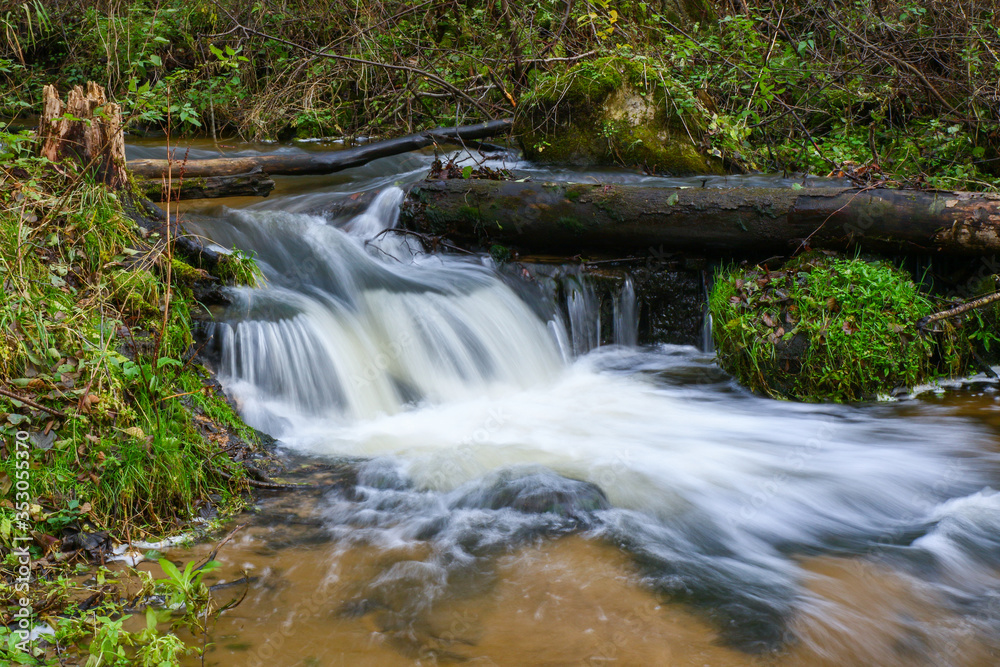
[538,0,575,57]
[917,289,1000,332]
[159,387,206,403]
[215,466,322,490]
[373,227,478,255]
[0,386,68,418]
[211,2,494,117]
[196,523,245,571]
[796,185,878,253]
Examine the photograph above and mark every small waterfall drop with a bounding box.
[613,275,638,347]
[701,269,715,353]
[205,187,564,431]
[565,275,600,355]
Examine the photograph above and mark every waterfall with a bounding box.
[205,187,563,431]
[191,178,1000,661]
[613,275,638,347]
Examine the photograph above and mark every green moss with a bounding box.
[489,244,510,264]
[457,204,481,223]
[601,119,724,176]
[170,257,207,284]
[535,57,625,107]
[709,255,976,402]
[517,56,722,175]
[557,216,585,233]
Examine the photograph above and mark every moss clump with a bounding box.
[516,56,723,175]
[534,57,625,106]
[214,249,265,287]
[170,257,211,284]
[709,255,977,402]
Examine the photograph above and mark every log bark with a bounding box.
[127,119,513,179]
[137,169,275,202]
[399,181,1000,257]
[38,83,127,188]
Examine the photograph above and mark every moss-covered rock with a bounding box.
[709,254,982,402]
[515,56,724,176]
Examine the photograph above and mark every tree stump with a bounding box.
[37,82,127,188]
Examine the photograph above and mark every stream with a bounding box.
[127,139,1000,666]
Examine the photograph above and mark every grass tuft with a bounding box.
[709,254,986,402]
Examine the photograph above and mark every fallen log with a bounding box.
[137,169,275,202]
[399,181,1000,257]
[127,119,513,179]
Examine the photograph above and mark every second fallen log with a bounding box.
[126,120,512,179]
[399,180,1000,257]
[137,169,276,202]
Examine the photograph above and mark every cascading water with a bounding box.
[184,164,1000,666]
[203,188,563,431]
[613,275,638,347]
[564,275,601,355]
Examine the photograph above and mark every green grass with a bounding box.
[0,133,265,664]
[0,146,254,540]
[709,254,980,402]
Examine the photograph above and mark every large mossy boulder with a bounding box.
[709,255,984,402]
[515,56,724,176]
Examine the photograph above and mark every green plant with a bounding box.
[156,557,219,629]
[709,255,977,401]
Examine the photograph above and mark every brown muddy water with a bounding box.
[134,138,1000,666]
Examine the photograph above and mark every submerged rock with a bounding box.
[451,468,610,522]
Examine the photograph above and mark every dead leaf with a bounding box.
[124,426,145,440]
[79,393,100,413]
[762,313,777,327]
[32,531,59,555]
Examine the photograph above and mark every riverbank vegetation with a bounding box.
[0,122,262,662]
[710,254,999,402]
[3,0,998,187]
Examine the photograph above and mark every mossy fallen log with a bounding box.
[136,169,275,201]
[127,119,512,179]
[400,180,1000,257]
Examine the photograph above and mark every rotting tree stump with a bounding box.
[38,82,127,188]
